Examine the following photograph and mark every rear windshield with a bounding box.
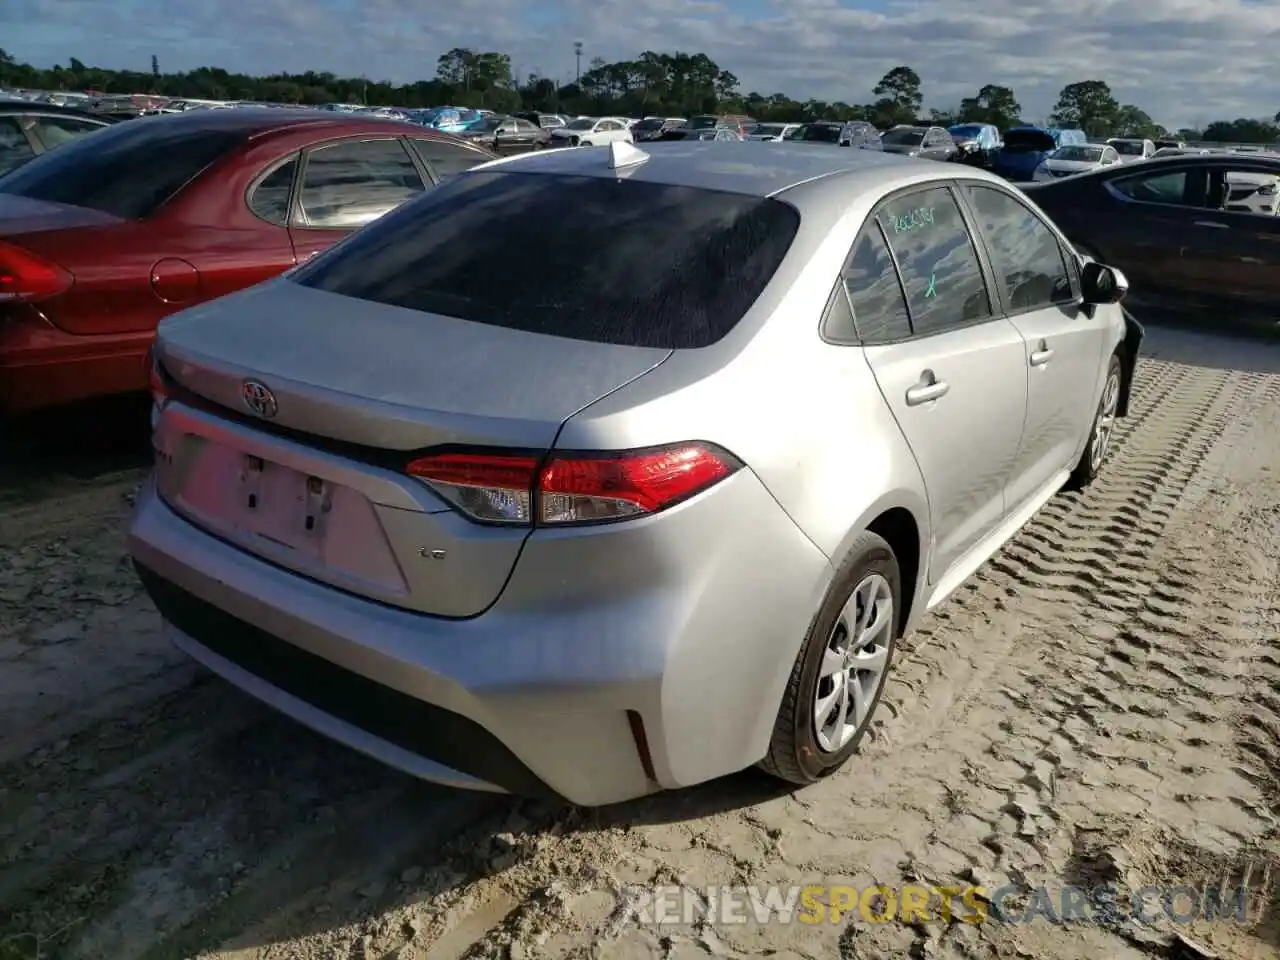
[293,171,801,349]
[1111,140,1145,155]
[0,120,245,218]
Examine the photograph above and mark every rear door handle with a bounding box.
[1193,220,1228,229]
[1030,347,1054,366]
[905,380,949,406]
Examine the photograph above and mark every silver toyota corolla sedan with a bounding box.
[129,140,1143,807]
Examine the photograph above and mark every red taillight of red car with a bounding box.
[405,443,742,526]
[146,346,169,408]
[0,241,72,303]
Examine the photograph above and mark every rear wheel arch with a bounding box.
[866,507,920,637]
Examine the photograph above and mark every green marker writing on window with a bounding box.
[890,206,936,235]
[925,273,937,298]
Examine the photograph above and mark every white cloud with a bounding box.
[3,0,1278,127]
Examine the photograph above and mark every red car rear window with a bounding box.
[0,122,246,219]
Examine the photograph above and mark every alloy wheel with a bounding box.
[1091,371,1121,472]
[814,573,893,752]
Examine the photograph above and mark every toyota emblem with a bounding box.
[241,379,278,419]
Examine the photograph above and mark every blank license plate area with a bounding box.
[162,435,407,594]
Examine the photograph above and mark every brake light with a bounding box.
[0,242,72,303]
[405,442,742,526]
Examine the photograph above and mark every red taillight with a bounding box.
[147,346,169,408]
[0,242,72,303]
[405,443,741,526]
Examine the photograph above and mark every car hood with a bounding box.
[1043,159,1099,173]
[880,143,921,154]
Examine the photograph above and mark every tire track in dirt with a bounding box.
[336,351,1280,960]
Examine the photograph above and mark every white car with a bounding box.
[1032,144,1121,181]
[1106,138,1156,164]
[1224,171,1280,215]
[747,122,802,142]
[548,117,634,147]
[1153,147,1210,158]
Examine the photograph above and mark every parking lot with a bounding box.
[0,318,1276,960]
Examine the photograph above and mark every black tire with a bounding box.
[760,531,901,785]
[569,136,580,146]
[1067,353,1123,491]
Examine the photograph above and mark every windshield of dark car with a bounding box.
[633,119,664,131]
[473,118,503,132]
[565,118,594,130]
[752,124,785,137]
[1003,130,1056,152]
[0,120,246,219]
[1111,140,1144,155]
[1053,146,1103,162]
[882,128,925,146]
[689,116,719,129]
[293,171,801,350]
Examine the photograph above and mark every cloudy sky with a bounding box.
[3,0,1278,128]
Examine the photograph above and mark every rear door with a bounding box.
[502,119,542,153]
[1177,160,1280,316]
[963,183,1108,512]
[1094,165,1197,301]
[851,184,1028,583]
[287,137,428,262]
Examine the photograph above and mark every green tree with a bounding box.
[1112,104,1165,138]
[872,66,922,122]
[1049,80,1120,137]
[958,84,1021,129]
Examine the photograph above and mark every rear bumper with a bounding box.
[128,472,832,807]
[0,306,151,413]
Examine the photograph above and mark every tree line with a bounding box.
[2,46,1278,144]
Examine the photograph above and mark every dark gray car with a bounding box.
[880,125,958,162]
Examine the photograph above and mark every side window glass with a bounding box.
[1214,167,1280,217]
[967,186,1074,311]
[1112,170,1187,205]
[411,138,489,182]
[297,139,424,230]
[248,156,297,225]
[840,223,911,343]
[31,116,102,149]
[0,118,35,176]
[877,186,991,336]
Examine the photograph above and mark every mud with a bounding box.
[2,323,1279,960]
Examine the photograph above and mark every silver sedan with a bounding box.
[129,140,1142,806]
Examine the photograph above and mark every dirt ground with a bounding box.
[3,322,1280,960]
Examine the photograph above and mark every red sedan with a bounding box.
[0,109,495,414]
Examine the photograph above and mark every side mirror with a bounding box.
[1080,260,1128,305]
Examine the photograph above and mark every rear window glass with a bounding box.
[293,171,801,349]
[0,121,245,218]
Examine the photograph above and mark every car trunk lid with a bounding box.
[151,279,671,617]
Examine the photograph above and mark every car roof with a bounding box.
[74,106,445,140]
[470,140,996,197]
